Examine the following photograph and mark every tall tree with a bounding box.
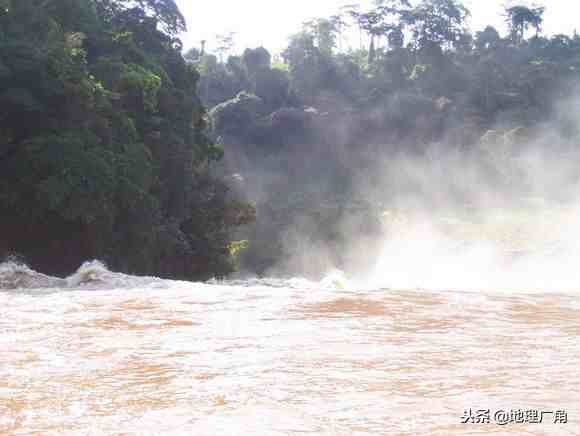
[403,0,470,50]
[329,14,349,52]
[303,18,337,57]
[504,4,545,44]
[215,31,236,63]
[475,25,501,51]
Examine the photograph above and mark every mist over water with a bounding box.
[362,149,580,292]
[368,211,580,292]
[213,81,580,293]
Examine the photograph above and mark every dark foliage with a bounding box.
[0,0,253,279]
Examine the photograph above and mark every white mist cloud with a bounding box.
[361,94,580,292]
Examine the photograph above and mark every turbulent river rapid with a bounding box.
[1,260,579,435]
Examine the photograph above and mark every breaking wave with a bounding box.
[0,260,165,291]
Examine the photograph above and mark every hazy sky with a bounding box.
[175,0,580,54]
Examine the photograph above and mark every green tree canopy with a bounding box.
[403,0,470,50]
[93,0,186,35]
[504,4,545,44]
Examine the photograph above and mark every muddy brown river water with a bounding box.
[1,262,579,435]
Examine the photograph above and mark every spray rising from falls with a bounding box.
[252,112,580,293]
[365,204,580,293]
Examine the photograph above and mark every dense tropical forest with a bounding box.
[0,0,254,279]
[2,0,580,279]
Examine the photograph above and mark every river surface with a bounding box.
[1,261,579,435]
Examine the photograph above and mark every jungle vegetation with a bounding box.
[191,0,580,276]
[0,0,254,279]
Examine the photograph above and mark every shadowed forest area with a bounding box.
[1,0,580,280]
